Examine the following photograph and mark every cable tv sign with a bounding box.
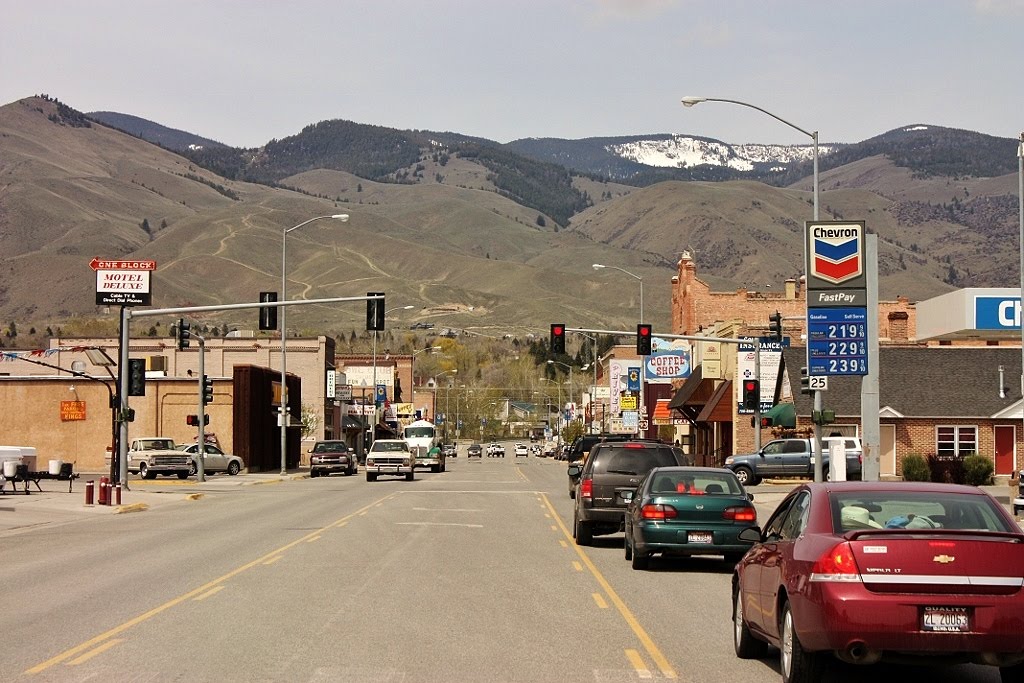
[975,296,1021,330]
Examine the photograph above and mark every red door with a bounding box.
[994,425,1015,475]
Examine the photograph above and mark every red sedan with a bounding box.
[732,482,1024,683]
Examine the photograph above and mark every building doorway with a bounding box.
[880,424,896,477]
[994,425,1015,475]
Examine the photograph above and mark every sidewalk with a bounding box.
[0,470,310,533]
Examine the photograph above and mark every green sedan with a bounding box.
[624,466,758,570]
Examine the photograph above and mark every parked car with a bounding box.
[570,441,692,546]
[543,442,557,458]
[1012,470,1023,516]
[128,437,192,479]
[442,443,457,458]
[307,440,357,477]
[724,437,862,486]
[364,439,414,482]
[732,481,1024,683]
[467,443,483,458]
[624,466,757,570]
[177,443,244,476]
[514,443,529,457]
[529,444,542,457]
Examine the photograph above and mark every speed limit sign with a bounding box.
[809,376,829,391]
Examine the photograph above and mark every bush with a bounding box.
[962,454,994,486]
[901,453,930,481]
[927,454,965,484]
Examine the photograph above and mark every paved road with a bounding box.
[0,449,1008,682]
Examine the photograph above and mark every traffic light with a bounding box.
[800,366,811,395]
[752,416,774,428]
[202,375,214,404]
[742,379,760,411]
[366,292,385,331]
[768,310,783,342]
[186,415,210,426]
[127,358,146,396]
[550,323,566,354]
[259,291,278,330]
[177,319,191,350]
[636,324,652,355]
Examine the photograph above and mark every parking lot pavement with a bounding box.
[0,470,309,533]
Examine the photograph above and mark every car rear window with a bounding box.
[590,445,680,475]
[830,491,1015,533]
[650,471,743,496]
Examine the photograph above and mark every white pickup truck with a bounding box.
[127,437,193,479]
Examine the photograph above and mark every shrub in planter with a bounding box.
[927,453,965,484]
[901,453,930,482]
[962,454,994,487]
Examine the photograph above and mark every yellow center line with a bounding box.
[541,493,678,680]
[625,649,653,679]
[307,535,321,543]
[65,639,124,666]
[262,555,284,565]
[25,491,398,675]
[193,586,225,601]
[559,540,568,548]
[592,592,609,609]
[572,561,583,572]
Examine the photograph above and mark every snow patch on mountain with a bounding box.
[608,135,833,170]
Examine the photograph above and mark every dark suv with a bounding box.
[570,441,691,545]
[566,433,635,498]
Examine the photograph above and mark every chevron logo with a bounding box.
[811,225,862,284]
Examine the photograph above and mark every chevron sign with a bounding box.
[810,224,863,284]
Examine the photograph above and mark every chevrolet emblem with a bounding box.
[933,554,956,564]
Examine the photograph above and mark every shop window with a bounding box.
[936,425,978,457]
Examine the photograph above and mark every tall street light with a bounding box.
[681,96,821,477]
[577,331,600,433]
[280,213,349,475]
[547,359,575,406]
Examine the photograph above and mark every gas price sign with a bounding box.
[807,307,868,376]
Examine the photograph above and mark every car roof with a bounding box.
[800,481,990,496]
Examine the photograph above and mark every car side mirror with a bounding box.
[567,465,581,477]
[738,527,762,543]
[747,492,755,501]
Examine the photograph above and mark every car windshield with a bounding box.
[649,471,742,496]
[830,491,1015,533]
[371,441,408,453]
[404,427,434,438]
[313,442,348,453]
[146,440,174,450]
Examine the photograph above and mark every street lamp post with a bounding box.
[681,96,822,479]
[577,332,600,433]
[280,213,349,475]
[593,263,645,435]
[540,377,563,440]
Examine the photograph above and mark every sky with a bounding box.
[3,0,1023,148]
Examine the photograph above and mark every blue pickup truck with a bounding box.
[723,437,862,486]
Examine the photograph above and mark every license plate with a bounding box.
[922,606,970,633]
[688,532,713,544]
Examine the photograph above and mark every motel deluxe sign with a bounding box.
[92,258,155,306]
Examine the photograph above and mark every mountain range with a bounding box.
[1,94,1021,348]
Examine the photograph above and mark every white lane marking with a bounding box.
[411,508,483,512]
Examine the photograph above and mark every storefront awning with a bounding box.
[668,365,708,409]
[341,415,365,430]
[652,399,672,425]
[696,380,734,423]
[763,402,797,428]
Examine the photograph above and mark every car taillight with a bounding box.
[723,506,756,522]
[809,541,862,582]
[581,478,593,499]
[623,443,647,449]
[641,504,677,520]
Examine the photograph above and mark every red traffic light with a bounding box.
[552,325,564,336]
[744,380,757,392]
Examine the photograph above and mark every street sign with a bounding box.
[808,307,868,376]
[808,375,829,391]
[93,257,155,306]
[637,419,649,431]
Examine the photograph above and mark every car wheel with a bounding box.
[780,599,824,683]
[227,461,240,476]
[405,472,414,481]
[733,585,769,659]
[366,473,377,482]
[733,466,754,486]
[630,547,649,570]
[575,518,593,546]
[569,487,576,500]
[431,465,439,473]
[310,469,319,478]
[1000,661,1024,683]
[177,471,189,479]
[139,463,155,480]
[189,461,198,476]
